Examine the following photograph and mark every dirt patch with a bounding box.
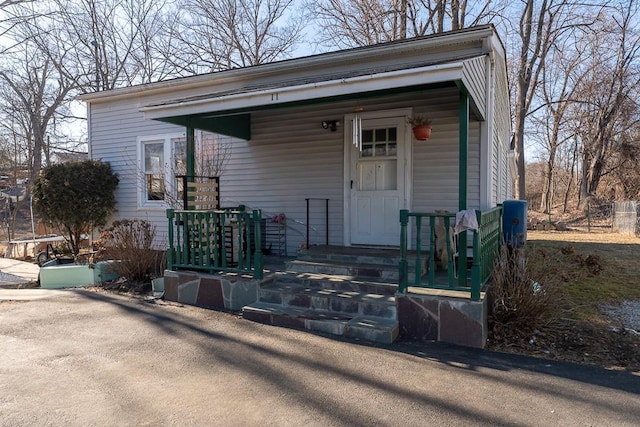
[489,319,640,371]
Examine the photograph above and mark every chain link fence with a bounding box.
[613,201,639,236]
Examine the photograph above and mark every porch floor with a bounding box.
[262,245,471,288]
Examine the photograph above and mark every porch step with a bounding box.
[242,301,399,345]
[266,272,397,295]
[286,259,420,282]
[297,246,405,266]
[258,276,397,319]
[289,245,427,281]
[242,270,399,344]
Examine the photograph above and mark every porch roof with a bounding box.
[139,55,487,139]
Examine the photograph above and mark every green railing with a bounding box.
[399,206,502,300]
[471,206,503,296]
[166,206,263,279]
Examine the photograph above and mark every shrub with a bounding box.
[33,160,118,255]
[488,245,562,339]
[95,219,165,283]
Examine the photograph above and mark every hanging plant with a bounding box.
[407,115,433,140]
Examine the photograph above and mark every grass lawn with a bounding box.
[527,231,640,312]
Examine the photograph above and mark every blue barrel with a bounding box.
[502,200,527,248]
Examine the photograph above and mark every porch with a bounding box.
[163,206,503,348]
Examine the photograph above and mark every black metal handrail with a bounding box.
[305,198,329,247]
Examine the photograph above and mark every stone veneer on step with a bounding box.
[397,292,487,349]
[163,270,259,311]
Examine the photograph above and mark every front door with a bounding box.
[347,114,410,246]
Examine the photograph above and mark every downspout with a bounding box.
[481,41,496,209]
[458,89,469,284]
[86,103,93,160]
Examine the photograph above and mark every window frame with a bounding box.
[137,133,186,210]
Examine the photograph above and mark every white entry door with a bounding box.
[347,114,410,246]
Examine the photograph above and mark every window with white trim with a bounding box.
[138,133,186,208]
[137,131,233,209]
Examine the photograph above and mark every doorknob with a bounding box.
[350,180,354,189]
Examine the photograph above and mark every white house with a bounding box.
[79,24,512,256]
[79,24,513,348]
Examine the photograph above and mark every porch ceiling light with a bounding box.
[321,120,340,131]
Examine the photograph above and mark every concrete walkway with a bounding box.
[0,289,638,426]
[0,288,66,300]
[0,257,39,285]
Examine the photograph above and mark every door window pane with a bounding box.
[362,129,373,143]
[359,127,397,159]
[388,127,397,141]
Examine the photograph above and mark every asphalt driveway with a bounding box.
[1,288,638,426]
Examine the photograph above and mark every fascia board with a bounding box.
[141,62,466,120]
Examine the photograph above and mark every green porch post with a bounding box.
[458,90,469,284]
[186,126,195,176]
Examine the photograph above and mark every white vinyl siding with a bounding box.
[88,86,483,253]
[492,52,512,202]
[89,98,186,239]
[220,107,344,252]
[462,56,488,119]
[411,89,481,214]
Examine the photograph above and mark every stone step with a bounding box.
[242,301,399,344]
[286,259,416,281]
[296,249,403,266]
[259,278,397,319]
[265,272,398,295]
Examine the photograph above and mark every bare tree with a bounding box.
[0,1,29,7]
[306,0,500,49]
[0,43,79,185]
[44,0,180,92]
[0,1,41,55]
[172,0,304,73]
[130,2,184,83]
[0,1,88,186]
[575,2,640,201]
[511,0,552,200]
[507,0,604,200]
[534,34,589,212]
